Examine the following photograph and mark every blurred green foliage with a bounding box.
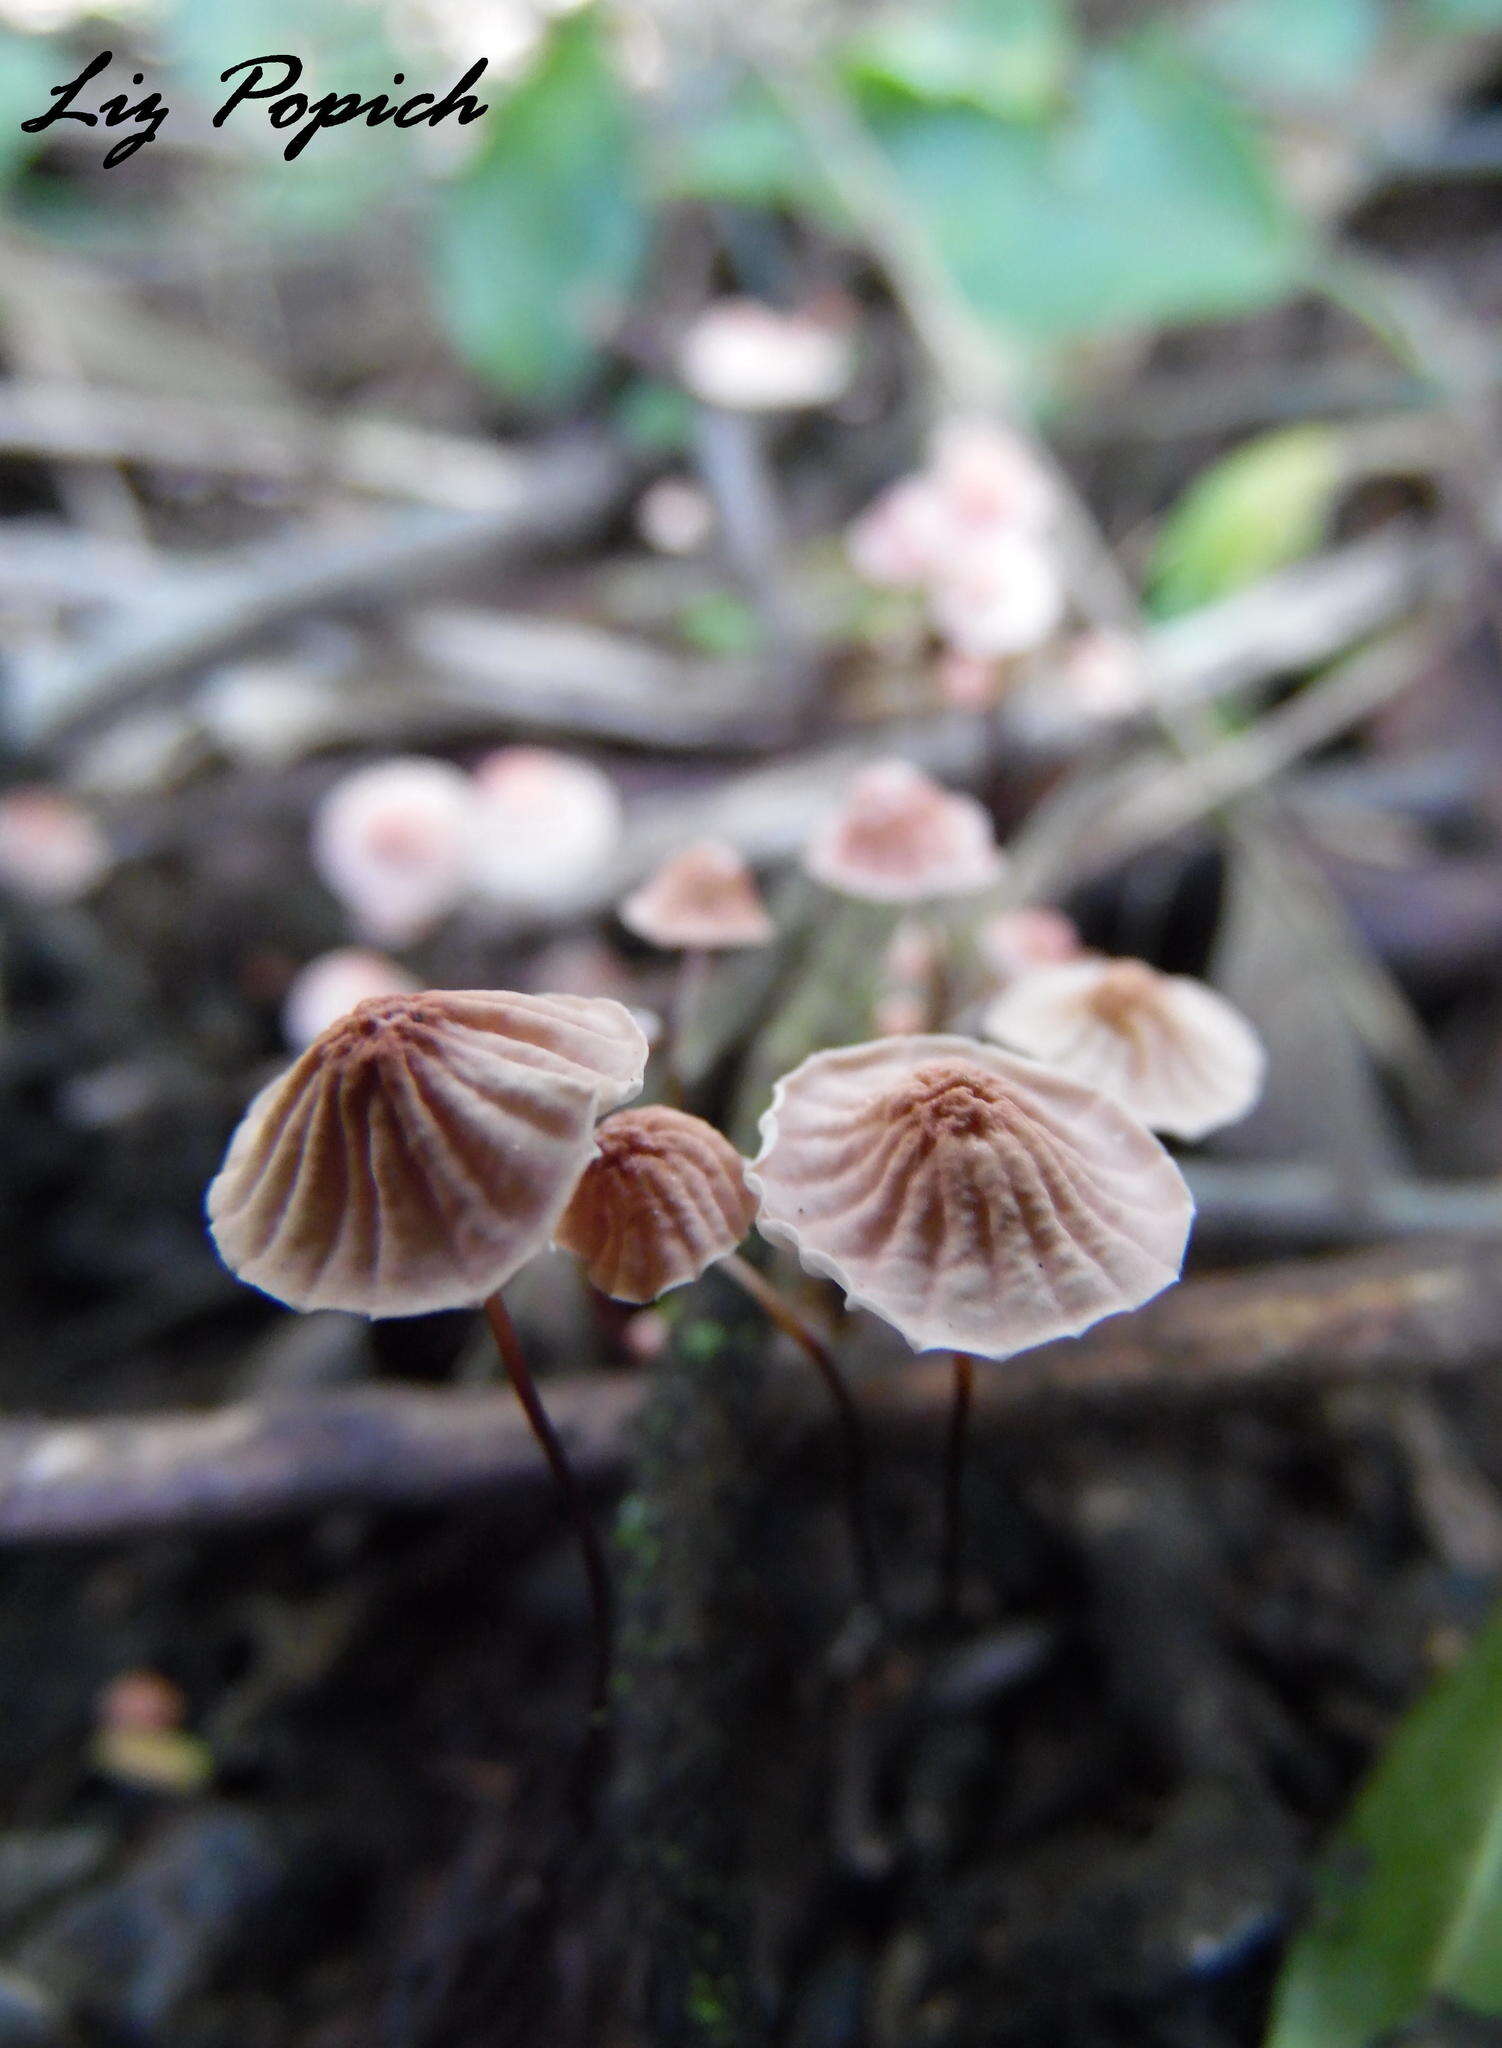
[863,32,1306,340]
[1,0,1497,403]
[436,6,648,403]
[1146,425,1345,616]
[1267,1600,1502,2047]
[0,28,58,185]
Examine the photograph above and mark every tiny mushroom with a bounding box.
[557,1102,882,1605]
[981,956,1265,1142]
[207,988,649,1728]
[805,760,1006,904]
[0,786,110,903]
[280,947,420,1050]
[929,416,1057,535]
[619,840,774,952]
[469,747,623,913]
[977,907,1083,985]
[748,1034,1193,1361]
[312,756,474,948]
[208,990,647,1317]
[678,297,854,414]
[928,528,1066,660]
[748,1032,1194,1607]
[555,1104,755,1305]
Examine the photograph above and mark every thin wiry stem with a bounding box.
[942,1351,976,1621]
[721,1251,885,1618]
[484,1292,614,1735]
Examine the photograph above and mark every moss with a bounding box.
[611,1272,772,2048]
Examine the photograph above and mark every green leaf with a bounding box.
[0,30,68,190]
[166,0,413,230]
[1268,1601,1502,2048]
[1146,424,1344,617]
[840,0,1075,121]
[663,80,839,219]
[865,35,1307,340]
[1197,0,1381,101]
[434,7,647,403]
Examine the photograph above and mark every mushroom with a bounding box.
[976,907,1082,985]
[981,956,1265,1141]
[747,1033,1193,1609]
[207,988,649,1725]
[804,761,1006,905]
[556,1102,883,1609]
[619,840,774,1095]
[280,947,419,1050]
[469,747,623,914]
[0,786,110,903]
[620,840,774,954]
[677,298,855,414]
[929,416,1057,535]
[555,1104,756,1306]
[846,418,1056,594]
[312,757,474,948]
[927,525,1065,661]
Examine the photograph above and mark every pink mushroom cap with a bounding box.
[555,1104,755,1304]
[982,957,1265,1141]
[805,761,1006,904]
[207,990,649,1317]
[747,1033,1193,1359]
[619,840,774,951]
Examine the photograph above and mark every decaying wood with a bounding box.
[1,1237,1498,1545]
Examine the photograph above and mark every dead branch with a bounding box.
[1,1237,1498,1545]
[0,380,569,511]
[16,435,631,749]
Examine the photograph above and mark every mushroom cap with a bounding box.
[555,1105,755,1304]
[0,786,110,903]
[281,948,420,1050]
[312,757,475,948]
[207,990,649,1317]
[469,747,623,912]
[977,907,1082,984]
[805,761,1006,903]
[929,417,1057,534]
[619,840,774,951]
[678,298,854,412]
[747,1034,1193,1359]
[928,529,1066,659]
[982,957,1265,1141]
[847,474,952,589]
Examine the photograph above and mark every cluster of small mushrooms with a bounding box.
[208,756,1264,1731]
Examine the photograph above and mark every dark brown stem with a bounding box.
[942,1351,975,1621]
[721,1252,885,1617]
[483,1292,614,1732]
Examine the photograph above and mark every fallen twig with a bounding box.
[1,1237,1497,1544]
[0,380,567,511]
[14,435,632,748]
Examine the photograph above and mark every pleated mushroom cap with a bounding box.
[555,1105,755,1304]
[982,957,1264,1141]
[805,761,1005,903]
[619,841,774,951]
[747,1034,1192,1359]
[207,991,649,1316]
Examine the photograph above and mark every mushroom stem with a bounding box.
[483,1292,614,1729]
[666,945,711,1103]
[720,1251,885,1618]
[941,1350,976,1620]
